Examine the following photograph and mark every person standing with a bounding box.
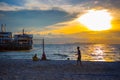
[77,46,82,65]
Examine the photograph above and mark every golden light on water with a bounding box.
[77,10,112,31]
[72,44,116,62]
[91,47,105,61]
[85,44,115,62]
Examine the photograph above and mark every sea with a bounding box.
[0,43,120,62]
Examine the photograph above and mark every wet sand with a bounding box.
[0,59,120,80]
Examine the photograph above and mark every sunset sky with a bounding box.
[0,0,120,44]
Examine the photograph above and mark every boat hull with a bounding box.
[0,44,32,51]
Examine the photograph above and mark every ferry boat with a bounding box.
[0,24,33,51]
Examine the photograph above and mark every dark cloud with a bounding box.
[0,10,76,32]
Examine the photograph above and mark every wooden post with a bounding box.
[41,38,47,60]
[43,38,44,54]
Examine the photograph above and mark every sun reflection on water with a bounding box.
[80,44,116,62]
[91,46,105,61]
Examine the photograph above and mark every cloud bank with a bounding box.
[0,0,119,14]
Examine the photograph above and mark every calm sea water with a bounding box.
[0,44,120,62]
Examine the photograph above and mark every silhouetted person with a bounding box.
[77,46,82,65]
[32,54,39,61]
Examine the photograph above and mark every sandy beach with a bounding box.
[0,59,120,80]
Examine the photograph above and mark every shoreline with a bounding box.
[0,59,120,80]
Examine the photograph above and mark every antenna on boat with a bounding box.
[41,38,47,60]
[1,24,6,32]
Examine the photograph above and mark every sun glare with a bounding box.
[78,10,112,31]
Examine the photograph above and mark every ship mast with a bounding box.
[1,24,6,32]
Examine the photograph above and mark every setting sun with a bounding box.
[78,10,112,31]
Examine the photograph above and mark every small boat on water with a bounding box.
[0,24,33,51]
